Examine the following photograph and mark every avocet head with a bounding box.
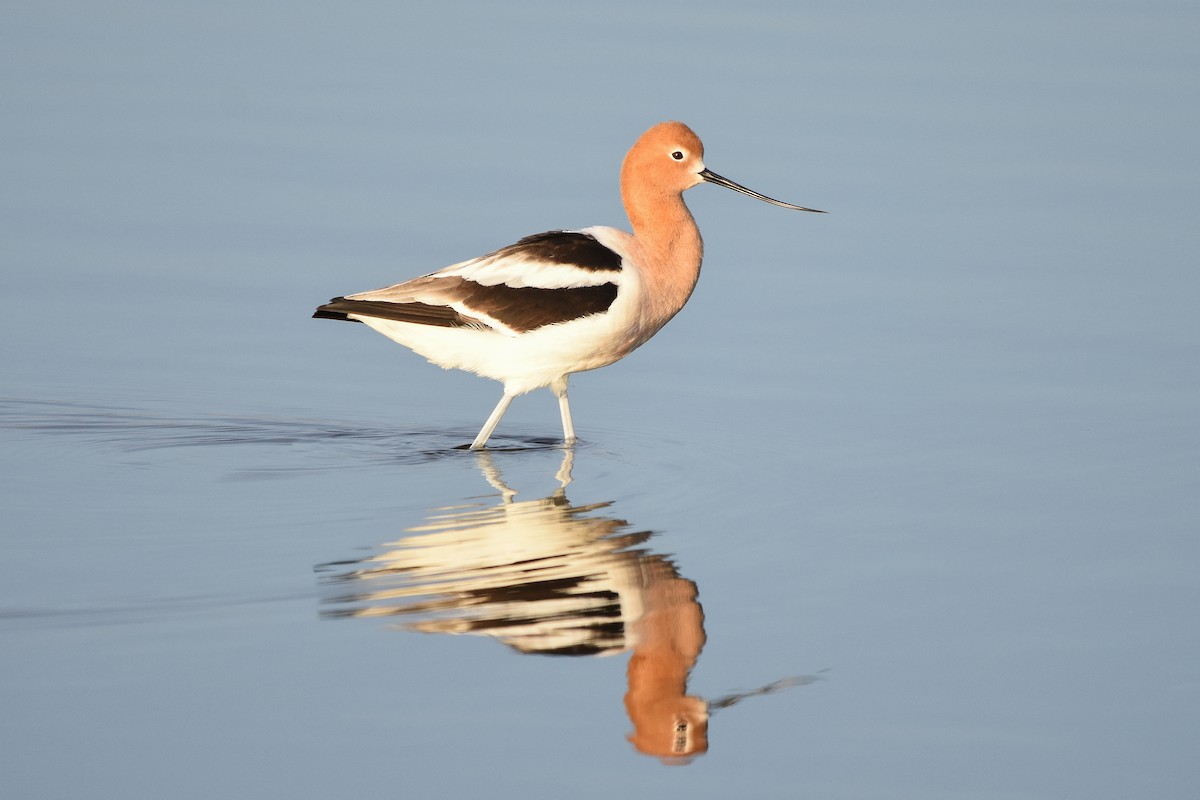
[622,121,825,213]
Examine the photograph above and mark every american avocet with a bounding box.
[314,121,824,449]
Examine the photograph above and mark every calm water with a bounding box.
[3,2,1198,798]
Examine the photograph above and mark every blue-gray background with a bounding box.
[2,2,1197,797]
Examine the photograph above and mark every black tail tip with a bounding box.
[313,297,360,322]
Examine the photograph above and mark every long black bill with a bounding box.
[700,168,826,213]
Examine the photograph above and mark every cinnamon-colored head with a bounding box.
[620,121,708,201]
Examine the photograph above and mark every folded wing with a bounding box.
[313,230,625,335]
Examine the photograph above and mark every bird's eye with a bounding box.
[671,150,685,161]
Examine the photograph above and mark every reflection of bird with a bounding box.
[314,121,824,449]
[318,451,666,657]
[317,450,818,763]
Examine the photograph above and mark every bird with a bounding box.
[313,121,824,449]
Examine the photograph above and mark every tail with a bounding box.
[313,297,363,323]
[312,296,468,327]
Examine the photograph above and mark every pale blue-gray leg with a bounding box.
[551,376,575,446]
[471,392,514,450]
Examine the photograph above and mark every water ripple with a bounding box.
[0,396,572,472]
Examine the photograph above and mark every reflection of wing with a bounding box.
[318,490,659,657]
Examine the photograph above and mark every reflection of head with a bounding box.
[625,688,709,762]
[623,557,709,761]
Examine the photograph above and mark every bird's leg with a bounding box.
[551,375,576,446]
[470,392,515,450]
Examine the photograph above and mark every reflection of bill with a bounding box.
[318,450,818,763]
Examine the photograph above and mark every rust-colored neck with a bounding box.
[620,158,705,333]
